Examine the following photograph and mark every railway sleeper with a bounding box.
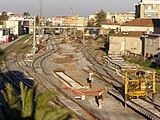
[126,101,160,120]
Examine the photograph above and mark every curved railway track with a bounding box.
[2,34,160,119]
[6,35,102,120]
[30,39,102,120]
[82,45,160,120]
[0,35,33,91]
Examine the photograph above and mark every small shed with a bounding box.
[109,31,143,55]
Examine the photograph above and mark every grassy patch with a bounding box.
[126,56,160,76]
[156,83,160,91]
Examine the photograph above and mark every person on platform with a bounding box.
[98,92,103,109]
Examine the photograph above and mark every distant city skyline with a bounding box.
[0,0,138,18]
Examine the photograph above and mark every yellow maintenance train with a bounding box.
[124,70,156,100]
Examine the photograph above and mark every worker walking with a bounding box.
[87,72,94,88]
[87,78,92,88]
[98,92,103,109]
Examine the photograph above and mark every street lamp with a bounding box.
[142,34,148,60]
[38,0,42,49]
[32,16,38,53]
[123,32,128,52]
[82,18,85,45]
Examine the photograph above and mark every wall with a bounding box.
[144,36,160,58]
[109,36,142,55]
[121,26,153,32]
[5,21,19,35]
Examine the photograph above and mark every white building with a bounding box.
[7,14,34,35]
[48,16,66,26]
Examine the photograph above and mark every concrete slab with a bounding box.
[55,72,83,88]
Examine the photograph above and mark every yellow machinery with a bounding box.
[124,70,156,100]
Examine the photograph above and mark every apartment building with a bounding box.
[62,15,79,26]
[48,15,86,28]
[48,16,66,26]
[135,0,160,18]
[111,13,135,24]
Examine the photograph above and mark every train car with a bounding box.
[124,70,156,100]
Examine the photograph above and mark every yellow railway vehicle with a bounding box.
[124,70,156,100]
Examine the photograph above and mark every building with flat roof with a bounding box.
[111,13,135,24]
[109,31,143,55]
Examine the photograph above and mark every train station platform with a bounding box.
[0,35,26,50]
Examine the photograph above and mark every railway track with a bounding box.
[7,35,102,120]
[3,34,160,119]
[0,35,33,90]
[30,40,103,120]
[0,35,34,119]
[82,45,160,120]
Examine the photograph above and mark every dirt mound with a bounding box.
[54,55,74,63]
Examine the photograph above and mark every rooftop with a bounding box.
[121,18,160,27]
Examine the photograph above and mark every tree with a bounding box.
[1,82,77,120]
[95,9,106,27]
[36,15,39,25]
[23,12,30,18]
[1,83,21,120]
[109,29,115,35]
[0,11,8,21]
[87,19,95,27]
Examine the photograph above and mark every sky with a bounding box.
[0,0,139,18]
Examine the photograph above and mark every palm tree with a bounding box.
[1,83,21,120]
[95,9,106,27]
[1,82,77,120]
